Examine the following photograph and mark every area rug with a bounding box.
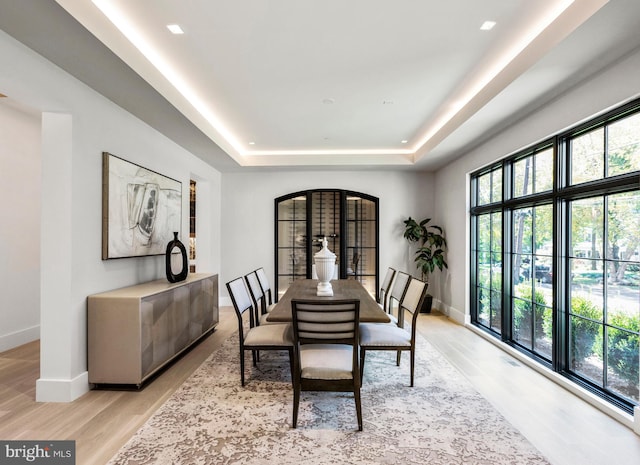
[107,329,550,465]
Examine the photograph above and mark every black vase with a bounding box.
[165,232,188,283]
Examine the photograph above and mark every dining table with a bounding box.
[266,279,391,323]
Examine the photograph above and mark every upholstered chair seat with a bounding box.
[359,323,411,348]
[244,323,293,347]
[299,344,354,380]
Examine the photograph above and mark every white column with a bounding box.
[36,112,88,402]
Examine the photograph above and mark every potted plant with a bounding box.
[402,217,448,313]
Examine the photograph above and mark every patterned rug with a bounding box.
[107,330,551,465]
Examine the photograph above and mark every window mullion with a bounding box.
[502,162,511,341]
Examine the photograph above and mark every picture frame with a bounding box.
[102,152,182,259]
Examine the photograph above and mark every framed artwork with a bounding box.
[102,152,182,259]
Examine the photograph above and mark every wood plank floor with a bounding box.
[1,306,639,465]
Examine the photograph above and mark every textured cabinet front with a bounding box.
[189,276,217,341]
[88,273,218,386]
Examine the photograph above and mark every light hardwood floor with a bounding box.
[1,306,639,465]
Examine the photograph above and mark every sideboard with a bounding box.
[87,273,218,387]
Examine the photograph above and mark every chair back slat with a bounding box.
[245,271,267,318]
[245,272,264,300]
[292,300,359,344]
[401,278,427,314]
[226,277,256,327]
[389,271,410,301]
[255,267,273,305]
[388,271,410,319]
[379,267,396,310]
[381,267,396,291]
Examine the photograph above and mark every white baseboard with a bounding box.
[432,298,466,325]
[36,371,90,402]
[0,325,39,352]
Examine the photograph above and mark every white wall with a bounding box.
[1,26,433,401]
[0,30,222,401]
[0,103,41,351]
[220,170,435,304]
[434,46,640,324]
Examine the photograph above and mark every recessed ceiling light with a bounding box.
[248,141,255,145]
[93,0,242,154]
[167,24,184,34]
[480,21,496,31]
[401,140,408,144]
[415,1,573,153]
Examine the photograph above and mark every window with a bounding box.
[513,147,553,197]
[570,111,640,185]
[608,112,640,176]
[470,98,640,413]
[476,166,502,206]
[568,191,640,402]
[474,212,502,332]
[512,204,553,360]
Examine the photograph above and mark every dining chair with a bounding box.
[291,299,363,431]
[255,267,276,308]
[359,277,427,387]
[377,267,397,313]
[244,271,275,326]
[226,277,294,387]
[385,270,410,325]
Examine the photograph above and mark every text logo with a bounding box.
[0,441,75,464]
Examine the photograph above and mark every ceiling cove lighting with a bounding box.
[412,0,575,153]
[92,0,575,160]
[91,0,244,154]
[247,148,414,156]
[167,24,184,34]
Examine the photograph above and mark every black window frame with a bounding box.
[470,97,640,414]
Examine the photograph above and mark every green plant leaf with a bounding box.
[406,217,449,280]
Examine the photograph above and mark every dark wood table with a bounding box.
[266,279,390,323]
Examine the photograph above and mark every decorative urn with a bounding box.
[314,237,336,296]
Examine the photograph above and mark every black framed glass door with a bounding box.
[275,189,379,299]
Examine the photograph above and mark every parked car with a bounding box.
[520,264,552,283]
